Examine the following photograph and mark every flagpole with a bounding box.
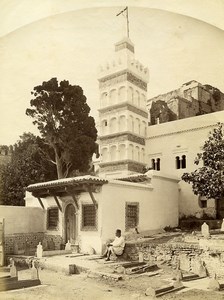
[116,7,130,38]
[126,7,129,38]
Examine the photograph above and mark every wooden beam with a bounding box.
[37,197,45,209]
[86,186,98,208]
[64,187,79,210]
[53,195,62,212]
[71,193,79,210]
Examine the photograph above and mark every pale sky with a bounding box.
[0,0,224,145]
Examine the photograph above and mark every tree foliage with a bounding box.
[0,133,57,206]
[26,78,97,178]
[182,123,224,202]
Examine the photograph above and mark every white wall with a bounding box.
[100,172,179,242]
[0,205,45,234]
[146,111,224,216]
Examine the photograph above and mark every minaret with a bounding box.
[97,37,149,178]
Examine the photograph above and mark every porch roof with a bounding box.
[26,175,108,197]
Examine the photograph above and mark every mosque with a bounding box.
[24,35,224,254]
[95,36,224,218]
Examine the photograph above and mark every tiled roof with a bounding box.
[116,174,149,183]
[26,175,108,191]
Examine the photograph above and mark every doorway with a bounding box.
[65,204,76,243]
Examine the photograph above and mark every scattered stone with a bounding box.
[9,258,17,278]
[201,222,210,238]
[31,260,39,280]
[131,293,141,299]
[65,240,72,251]
[221,219,224,232]
[198,261,207,277]
[138,252,144,263]
[87,245,95,255]
[116,266,125,274]
[175,269,183,281]
[145,287,156,297]
[208,274,220,291]
[36,242,43,258]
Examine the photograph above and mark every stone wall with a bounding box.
[5,232,44,255]
[125,237,224,278]
[5,233,63,255]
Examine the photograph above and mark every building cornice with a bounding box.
[98,70,147,91]
[99,160,146,173]
[147,123,218,140]
[99,132,145,145]
[99,102,148,118]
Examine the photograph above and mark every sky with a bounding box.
[0,0,224,145]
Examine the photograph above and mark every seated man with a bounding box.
[104,229,125,261]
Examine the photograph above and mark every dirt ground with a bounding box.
[1,267,224,300]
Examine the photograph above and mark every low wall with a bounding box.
[0,205,63,255]
[125,237,224,278]
[0,206,45,234]
[5,233,63,255]
[180,219,222,230]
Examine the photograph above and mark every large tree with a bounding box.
[0,133,57,206]
[182,122,224,217]
[26,78,97,178]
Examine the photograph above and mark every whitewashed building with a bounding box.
[24,37,224,254]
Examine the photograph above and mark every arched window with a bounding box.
[182,155,186,169]
[118,86,126,102]
[152,159,156,170]
[129,144,134,160]
[135,118,140,135]
[109,89,117,105]
[128,86,133,103]
[110,146,117,161]
[100,92,108,107]
[134,90,139,106]
[119,144,126,160]
[152,158,161,171]
[101,148,108,162]
[129,115,134,132]
[176,156,181,169]
[176,155,187,169]
[119,115,126,132]
[110,117,117,134]
[157,158,160,171]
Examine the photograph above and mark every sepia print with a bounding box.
[0,1,224,299]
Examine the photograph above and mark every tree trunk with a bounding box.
[54,148,64,179]
[215,198,224,219]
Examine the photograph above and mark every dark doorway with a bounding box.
[65,204,76,243]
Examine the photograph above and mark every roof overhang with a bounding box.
[26,175,108,198]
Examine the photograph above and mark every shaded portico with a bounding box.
[26,176,108,245]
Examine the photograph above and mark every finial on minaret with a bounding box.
[116,6,129,38]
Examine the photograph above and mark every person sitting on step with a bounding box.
[103,229,125,261]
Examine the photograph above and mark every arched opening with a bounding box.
[118,86,126,102]
[101,92,108,107]
[110,145,117,161]
[119,115,126,132]
[176,156,181,169]
[182,155,186,169]
[109,89,117,105]
[110,117,117,134]
[128,86,133,103]
[101,147,108,162]
[119,144,126,160]
[65,204,76,244]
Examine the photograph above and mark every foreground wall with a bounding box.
[100,172,179,243]
[0,205,45,255]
